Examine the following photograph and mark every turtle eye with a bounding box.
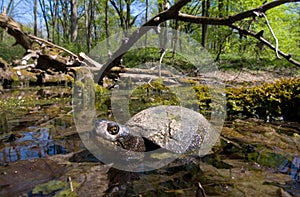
[107,123,119,135]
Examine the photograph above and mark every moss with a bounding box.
[95,78,300,121]
[0,87,71,121]
[94,84,109,96]
[94,84,111,118]
[32,180,67,194]
[226,78,300,121]
[129,78,180,115]
[247,148,287,168]
[31,179,79,197]
[10,72,19,82]
[63,74,75,84]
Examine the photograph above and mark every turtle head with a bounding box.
[94,119,129,142]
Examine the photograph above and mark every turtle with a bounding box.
[93,105,212,154]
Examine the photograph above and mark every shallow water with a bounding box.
[0,126,81,163]
[0,86,300,196]
[0,86,83,164]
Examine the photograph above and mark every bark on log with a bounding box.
[0,13,32,49]
[78,52,103,68]
[0,13,87,72]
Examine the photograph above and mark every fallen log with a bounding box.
[0,13,32,49]
[0,13,95,73]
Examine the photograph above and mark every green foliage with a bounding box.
[1,0,299,72]
[123,47,160,67]
[0,32,25,62]
[206,1,300,68]
[227,78,300,121]
[61,42,87,55]
[122,47,195,72]
[218,54,294,71]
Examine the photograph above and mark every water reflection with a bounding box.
[0,127,75,163]
[279,156,300,182]
[0,86,82,163]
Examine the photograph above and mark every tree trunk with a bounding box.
[93,3,98,43]
[60,0,69,42]
[0,3,5,42]
[0,14,86,72]
[84,0,91,52]
[144,0,148,46]
[88,0,94,46]
[33,0,37,36]
[6,0,13,16]
[39,0,50,40]
[201,0,210,48]
[125,0,131,32]
[53,0,59,43]
[105,0,111,57]
[70,0,78,42]
[110,0,126,34]
[158,0,168,50]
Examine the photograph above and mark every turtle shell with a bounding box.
[125,105,211,154]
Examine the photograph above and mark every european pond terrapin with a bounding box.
[94,105,212,155]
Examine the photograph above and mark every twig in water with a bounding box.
[196,182,207,197]
[68,176,74,192]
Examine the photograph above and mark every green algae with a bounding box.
[32,179,80,197]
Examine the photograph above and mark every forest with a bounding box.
[1,0,300,196]
[0,0,300,75]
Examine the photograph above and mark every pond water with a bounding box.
[0,86,299,196]
[0,87,83,164]
[1,128,66,162]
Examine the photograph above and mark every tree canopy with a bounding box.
[0,0,300,82]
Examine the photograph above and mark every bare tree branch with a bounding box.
[96,0,191,83]
[97,0,300,84]
[230,24,300,67]
[176,0,300,25]
[260,12,280,59]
